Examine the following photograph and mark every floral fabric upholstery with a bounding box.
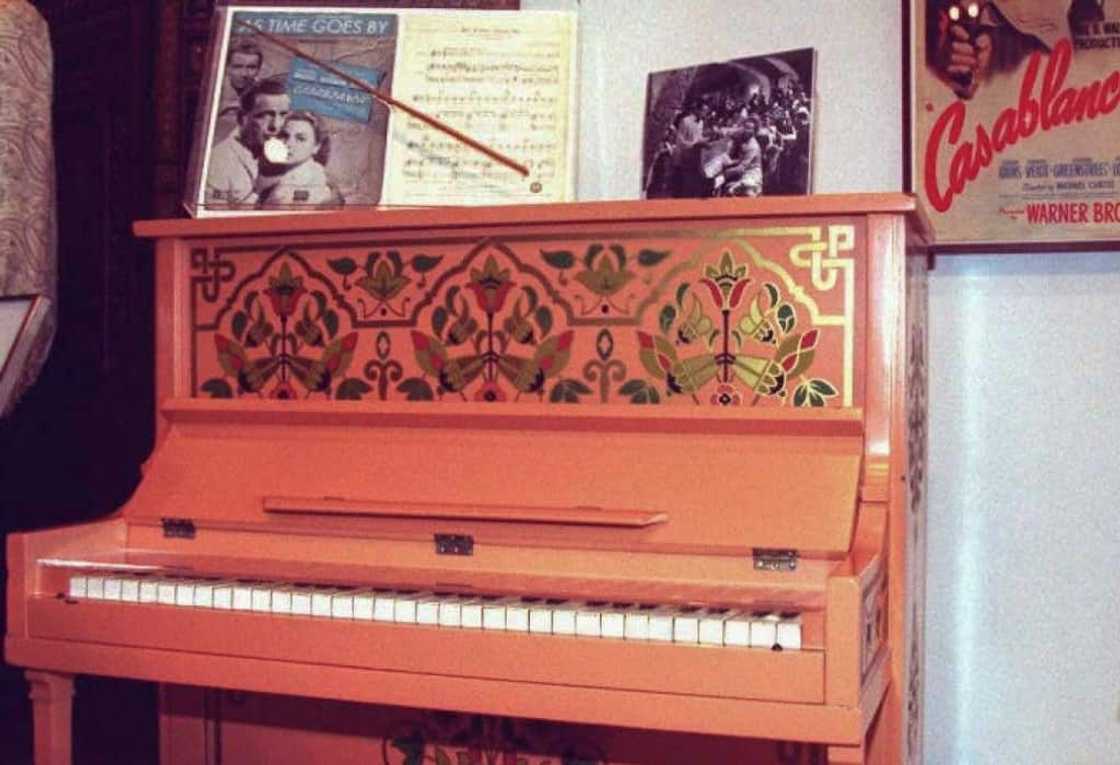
[0,0,55,409]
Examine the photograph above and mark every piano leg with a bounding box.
[26,670,74,765]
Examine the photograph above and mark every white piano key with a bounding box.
[289,585,314,616]
[750,612,779,649]
[264,585,290,614]
[251,583,275,612]
[505,599,531,632]
[527,599,554,634]
[231,581,255,611]
[372,590,396,621]
[416,593,441,625]
[311,587,339,618]
[211,582,233,609]
[723,611,752,646]
[672,606,702,643]
[331,590,355,619]
[550,600,577,635]
[647,607,675,642]
[139,579,159,604]
[481,597,509,630]
[576,602,605,637]
[699,608,732,646]
[437,595,464,627]
[460,598,483,629]
[103,576,123,601]
[68,575,88,599]
[352,590,375,620]
[776,612,802,650]
[393,591,420,623]
[85,573,106,600]
[175,580,199,607]
[193,580,217,608]
[119,576,141,603]
[601,603,628,639]
[624,604,658,640]
[157,579,179,606]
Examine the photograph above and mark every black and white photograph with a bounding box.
[642,48,816,200]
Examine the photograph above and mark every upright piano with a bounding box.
[6,194,931,764]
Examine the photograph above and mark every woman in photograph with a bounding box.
[258,110,343,208]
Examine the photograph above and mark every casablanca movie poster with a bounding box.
[914,0,1120,245]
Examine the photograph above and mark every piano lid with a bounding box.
[123,399,865,558]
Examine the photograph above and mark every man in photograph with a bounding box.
[214,39,264,140]
[205,76,290,207]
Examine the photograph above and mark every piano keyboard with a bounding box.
[64,573,803,650]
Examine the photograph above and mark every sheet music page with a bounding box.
[383,11,577,206]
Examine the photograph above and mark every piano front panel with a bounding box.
[184,217,866,411]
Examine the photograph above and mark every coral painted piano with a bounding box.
[6,194,930,764]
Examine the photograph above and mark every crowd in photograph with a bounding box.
[644,79,812,199]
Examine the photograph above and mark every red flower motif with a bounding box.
[710,382,742,406]
[699,250,751,311]
[473,380,507,402]
[466,255,514,314]
[264,263,307,318]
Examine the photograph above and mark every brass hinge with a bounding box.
[161,518,196,539]
[753,548,798,571]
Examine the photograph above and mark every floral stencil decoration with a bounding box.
[201,262,368,400]
[402,254,582,403]
[634,249,838,407]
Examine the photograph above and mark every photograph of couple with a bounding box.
[198,11,397,214]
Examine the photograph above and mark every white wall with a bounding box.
[525,2,1120,762]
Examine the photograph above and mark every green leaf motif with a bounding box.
[793,377,837,407]
[658,304,677,334]
[327,257,357,276]
[397,377,435,401]
[411,254,443,273]
[638,248,670,267]
[675,282,690,308]
[231,311,248,341]
[793,384,811,407]
[335,378,371,400]
[549,378,590,403]
[313,291,327,316]
[200,378,233,399]
[432,306,449,336]
[434,749,452,765]
[324,310,339,339]
[619,378,661,404]
[609,243,627,267]
[810,378,838,396]
[243,290,257,311]
[583,243,603,268]
[542,249,575,270]
[777,303,796,333]
[535,305,553,337]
